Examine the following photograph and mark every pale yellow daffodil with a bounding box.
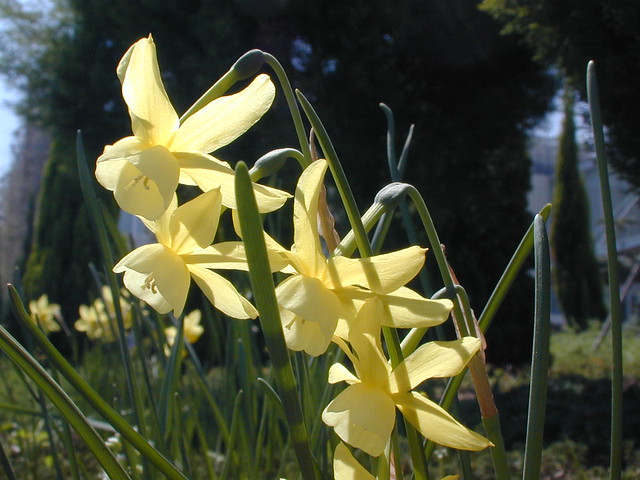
[333,443,374,480]
[114,188,257,319]
[96,35,289,220]
[74,286,133,342]
[29,294,62,333]
[323,298,491,457]
[165,309,204,346]
[275,159,452,356]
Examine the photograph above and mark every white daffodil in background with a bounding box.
[274,159,451,356]
[114,188,257,319]
[95,35,289,220]
[323,298,491,457]
[29,294,62,334]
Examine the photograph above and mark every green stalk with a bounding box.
[587,61,623,480]
[6,285,189,480]
[234,161,319,480]
[522,215,551,480]
[264,54,312,164]
[0,325,131,480]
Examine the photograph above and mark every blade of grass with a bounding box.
[587,61,623,480]
[7,284,189,480]
[522,215,551,480]
[235,161,319,480]
[0,324,132,480]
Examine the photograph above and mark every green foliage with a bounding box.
[550,92,606,329]
[480,0,640,191]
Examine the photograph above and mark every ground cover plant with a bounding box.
[0,36,629,480]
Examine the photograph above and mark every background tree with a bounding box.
[480,0,640,191]
[0,0,556,363]
[551,91,606,329]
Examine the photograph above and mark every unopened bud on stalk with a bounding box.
[232,49,266,80]
[250,148,304,180]
[374,182,411,210]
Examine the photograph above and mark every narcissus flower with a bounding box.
[74,286,133,342]
[323,298,491,457]
[165,309,204,346]
[114,188,257,319]
[96,35,289,220]
[275,159,452,356]
[333,443,374,480]
[29,294,61,333]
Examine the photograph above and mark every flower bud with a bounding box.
[374,182,411,210]
[250,148,299,179]
[232,49,266,80]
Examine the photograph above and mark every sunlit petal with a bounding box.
[280,308,335,356]
[276,274,342,326]
[113,146,180,220]
[177,152,290,212]
[95,136,146,190]
[291,159,327,276]
[326,246,426,293]
[377,287,453,328]
[169,188,221,254]
[322,383,396,457]
[388,337,481,393]
[114,243,190,316]
[170,74,275,153]
[394,391,491,451]
[333,443,375,480]
[328,363,359,385]
[119,36,178,144]
[187,264,257,319]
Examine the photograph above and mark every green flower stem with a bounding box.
[0,323,132,480]
[6,285,190,480]
[235,161,319,480]
[334,201,386,257]
[264,53,312,165]
[522,215,551,480]
[587,61,623,480]
[76,132,148,439]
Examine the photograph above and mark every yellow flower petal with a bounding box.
[291,159,327,276]
[326,246,426,294]
[377,287,453,328]
[280,309,335,356]
[187,264,257,319]
[95,136,145,190]
[114,243,190,316]
[394,391,491,451]
[322,383,396,457]
[276,274,342,326]
[333,443,375,480]
[177,152,290,213]
[388,337,481,393]
[118,36,178,145]
[170,74,275,153]
[328,363,360,385]
[169,188,221,254]
[113,146,180,220]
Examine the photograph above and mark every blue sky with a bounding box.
[0,78,20,176]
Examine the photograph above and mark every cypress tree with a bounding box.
[551,90,606,329]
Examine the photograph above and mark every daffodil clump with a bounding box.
[89,34,494,479]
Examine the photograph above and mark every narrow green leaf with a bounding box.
[522,215,551,480]
[587,61,623,480]
[234,161,319,480]
[7,284,189,480]
[0,325,132,480]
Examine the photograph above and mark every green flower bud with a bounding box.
[232,49,266,80]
